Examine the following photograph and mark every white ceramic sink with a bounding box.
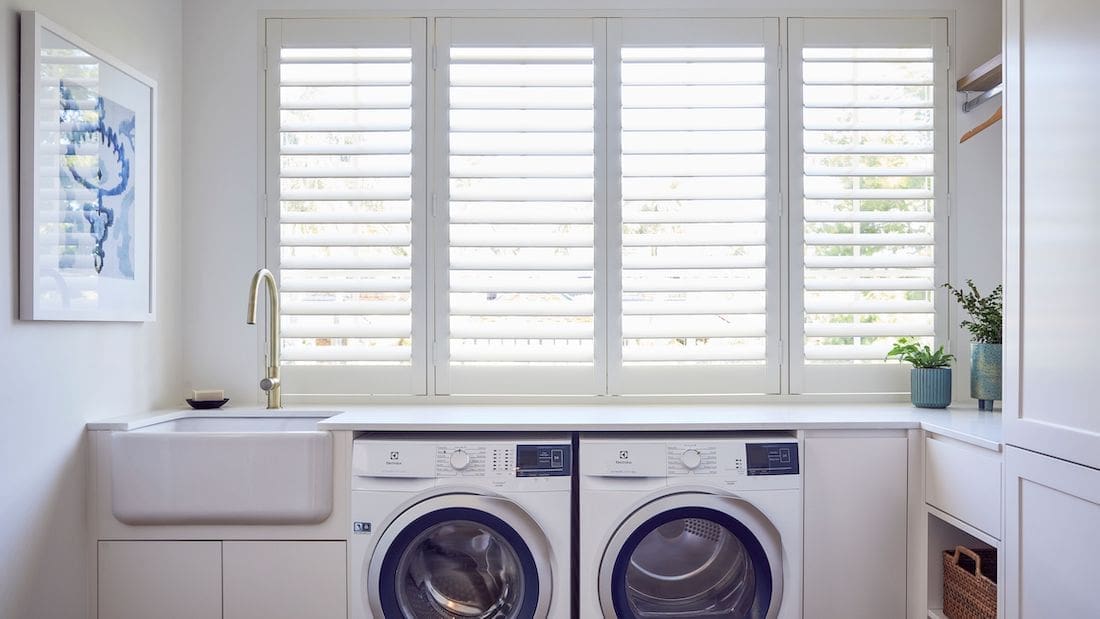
[110,414,334,525]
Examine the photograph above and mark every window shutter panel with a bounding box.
[270,19,427,395]
[609,18,781,394]
[789,18,949,394]
[435,19,604,395]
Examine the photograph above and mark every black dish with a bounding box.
[185,398,230,410]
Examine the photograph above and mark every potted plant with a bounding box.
[944,280,1003,411]
[887,337,955,408]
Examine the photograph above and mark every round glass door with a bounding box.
[378,507,539,619]
[610,506,773,619]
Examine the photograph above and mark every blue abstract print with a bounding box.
[58,80,136,279]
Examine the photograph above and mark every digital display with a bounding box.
[745,443,799,476]
[516,444,571,477]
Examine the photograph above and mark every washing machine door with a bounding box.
[367,493,552,619]
[599,491,784,619]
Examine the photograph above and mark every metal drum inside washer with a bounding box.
[395,519,526,618]
[626,516,758,617]
[601,496,783,619]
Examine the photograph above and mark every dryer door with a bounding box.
[599,492,784,619]
[367,493,552,619]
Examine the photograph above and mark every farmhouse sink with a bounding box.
[110,414,334,525]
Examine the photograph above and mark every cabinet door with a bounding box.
[803,431,909,619]
[1004,0,1100,468]
[223,541,347,619]
[1004,446,1100,618]
[98,541,221,619]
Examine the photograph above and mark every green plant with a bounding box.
[943,280,1003,344]
[886,337,955,368]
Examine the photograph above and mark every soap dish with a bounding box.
[186,398,230,410]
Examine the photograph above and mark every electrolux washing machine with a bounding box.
[580,433,802,619]
[350,433,572,619]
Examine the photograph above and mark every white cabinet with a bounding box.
[1004,446,1100,617]
[98,541,222,619]
[223,541,347,619]
[97,541,348,619]
[1004,0,1100,470]
[925,434,1002,538]
[918,432,1003,619]
[803,431,909,619]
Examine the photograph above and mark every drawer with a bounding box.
[925,433,1002,538]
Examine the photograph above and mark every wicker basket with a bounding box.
[943,545,997,619]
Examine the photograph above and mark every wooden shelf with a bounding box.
[957,54,1003,92]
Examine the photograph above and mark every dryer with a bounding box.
[351,433,572,619]
[580,433,802,619]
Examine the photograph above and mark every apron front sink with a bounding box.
[110,415,334,525]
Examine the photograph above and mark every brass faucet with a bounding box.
[246,268,281,409]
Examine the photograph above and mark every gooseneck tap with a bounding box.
[246,268,281,409]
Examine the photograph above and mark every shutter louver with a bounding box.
[790,19,948,393]
[271,19,426,395]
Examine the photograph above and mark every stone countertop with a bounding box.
[88,403,1002,451]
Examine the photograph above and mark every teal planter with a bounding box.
[911,367,952,408]
[971,343,1003,411]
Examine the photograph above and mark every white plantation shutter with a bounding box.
[265,19,428,395]
[789,19,949,393]
[435,19,605,394]
[608,19,781,394]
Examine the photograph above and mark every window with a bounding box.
[788,18,949,393]
[263,16,950,397]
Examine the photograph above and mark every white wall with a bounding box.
[0,1,182,618]
[182,0,1002,405]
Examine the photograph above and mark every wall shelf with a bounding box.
[957,54,1003,92]
[958,53,1003,113]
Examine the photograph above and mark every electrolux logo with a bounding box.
[615,449,631,464]
[385,450,401,464]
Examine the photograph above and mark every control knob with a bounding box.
[450,449,471,471]
[680,449,702,470]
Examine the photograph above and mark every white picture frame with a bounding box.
[20,11,157,321]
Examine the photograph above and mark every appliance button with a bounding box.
[450,449,471,470]
[681,449,702,470]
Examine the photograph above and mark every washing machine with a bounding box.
[350,433,572,619]
[580,433,802,619]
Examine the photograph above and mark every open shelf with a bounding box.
[926,508,999,618]
[957,54,1003,92]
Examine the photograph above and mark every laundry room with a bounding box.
[1,0,1097,618]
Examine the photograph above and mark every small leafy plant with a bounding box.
[943,280,1003,344]
[886,337,955,368]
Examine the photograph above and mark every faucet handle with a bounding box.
[260,377,280,392]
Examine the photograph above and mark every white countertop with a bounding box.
[88,403,1002,451]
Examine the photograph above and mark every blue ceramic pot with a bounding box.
[911,367,952,408]
[971,343,1002,411]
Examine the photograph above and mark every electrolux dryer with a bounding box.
[580,432,802,619]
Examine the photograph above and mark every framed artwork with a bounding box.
[20,11,156,321]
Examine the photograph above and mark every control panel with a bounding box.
[353,436,574,490]
[745,442,799,476]
[667,444,719,475]
[516,444,572,477]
